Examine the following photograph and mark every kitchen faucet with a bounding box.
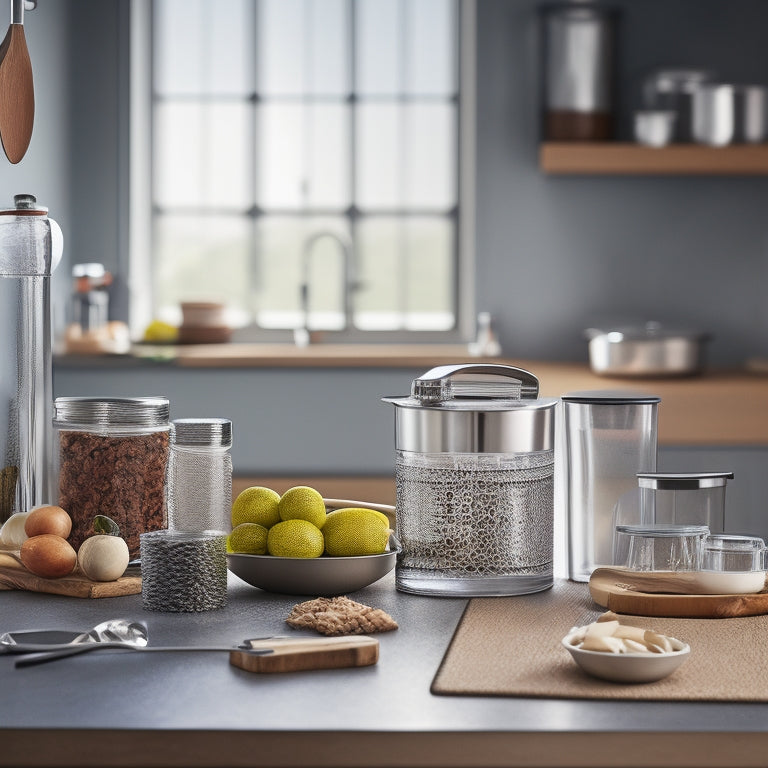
[295,231,359,346]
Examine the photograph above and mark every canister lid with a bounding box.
[54,397,170,428]
[562,390,661,405]
[382,364,556,453]
[637,472,733,490]
[172,418,232,448]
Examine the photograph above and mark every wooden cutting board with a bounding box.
[589,567,768,618]
[229,635,379,674]
[0,553,141,598]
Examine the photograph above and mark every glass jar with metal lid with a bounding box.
[53,397,171,559]
[383,364,557,597]
[168,418,233,534]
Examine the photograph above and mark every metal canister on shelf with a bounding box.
[52,397,171,558]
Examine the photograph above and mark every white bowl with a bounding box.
[562,630,690,684]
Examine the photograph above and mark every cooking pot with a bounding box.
[585,322,711,377]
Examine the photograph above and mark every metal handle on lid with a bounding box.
[411,364,540,404]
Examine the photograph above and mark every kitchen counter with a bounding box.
[3,574,768,768]
[56,349,768,446]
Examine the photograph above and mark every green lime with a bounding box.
[227,523,269,554]
[278,485,327,529]
[231,486,281,528]
[322,508,390,557]
[267,519,324,558]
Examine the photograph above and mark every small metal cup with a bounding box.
[692,84,736,146]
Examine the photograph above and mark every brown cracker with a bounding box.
[286,596,398,636]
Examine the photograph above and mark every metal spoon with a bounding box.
[0,618,149,653]
[14,638,274,668]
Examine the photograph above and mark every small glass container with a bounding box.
[637,472,733,532]
[53,397,171,558]
[696,534,767,594]
[168,418,232,534]
[616,523,709,572]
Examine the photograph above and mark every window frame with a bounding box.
[124,0,476,344]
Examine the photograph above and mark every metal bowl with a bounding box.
[585,322,711,378]
[228,536,400,596]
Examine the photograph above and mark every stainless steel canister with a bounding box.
[382,364,557,597]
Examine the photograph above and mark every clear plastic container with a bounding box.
[168,418,232,534]
[616,523,709,572]
[562,391,660,582]
[696,534,767,594]
[637,472,732,531]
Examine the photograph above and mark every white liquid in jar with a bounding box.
[694,570,767,595]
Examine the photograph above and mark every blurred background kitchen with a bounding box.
[2,0,767,539]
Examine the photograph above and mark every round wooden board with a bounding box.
[589,568,768,618]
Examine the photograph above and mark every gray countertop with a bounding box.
[2,574,767,768]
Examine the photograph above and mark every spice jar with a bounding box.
[53,397,171,558]
[168,418,232,533]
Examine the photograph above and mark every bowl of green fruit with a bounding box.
[226,486,399,596]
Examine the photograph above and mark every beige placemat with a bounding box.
[431,579,768,701]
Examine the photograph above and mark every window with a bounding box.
[134,0,474,341]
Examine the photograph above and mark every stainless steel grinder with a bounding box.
[383,364,557,596]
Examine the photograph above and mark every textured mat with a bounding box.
[431,579,768,701]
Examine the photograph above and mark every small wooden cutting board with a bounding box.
[0,553,141,598]
[229,635,379,674]
[589,567,768,618]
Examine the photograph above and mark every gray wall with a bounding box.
[477,0,768,366]
[53,0,768,366]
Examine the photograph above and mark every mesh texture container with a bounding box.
[384,364,556,596]
[168,418,232,534]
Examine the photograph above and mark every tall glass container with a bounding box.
[168,418,233,533]
[0,194,63,522]
[562,391,660,582]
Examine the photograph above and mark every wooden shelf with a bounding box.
[540,142,768,175]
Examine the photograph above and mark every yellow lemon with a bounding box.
[143,319,178,343]
[327,506,391,528]
[322,508,391,557]
[278,485,327,530]
[231,486,281,528]
[227,523,268,554]
[267,519,325,558]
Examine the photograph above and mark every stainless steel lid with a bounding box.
[172,418,232,448]
[562,390,661,405]
[53,397,170,428]
[637,471,733,490]
[382,364,556,453]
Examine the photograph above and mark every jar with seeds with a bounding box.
[53,397,171,559]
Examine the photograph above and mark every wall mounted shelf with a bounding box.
[540,143,768,175]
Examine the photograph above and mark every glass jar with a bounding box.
[52,397,171,558]
[168,418,232,533]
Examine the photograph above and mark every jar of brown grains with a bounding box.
[53,396,171,559]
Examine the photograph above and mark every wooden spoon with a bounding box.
[0,0,34,164]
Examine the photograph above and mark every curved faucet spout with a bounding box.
[297,231,359,345]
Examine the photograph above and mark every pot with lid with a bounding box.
[382,364,557,597]
[585,322,711,377]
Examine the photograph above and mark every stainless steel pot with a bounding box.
[585,323,711,377]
